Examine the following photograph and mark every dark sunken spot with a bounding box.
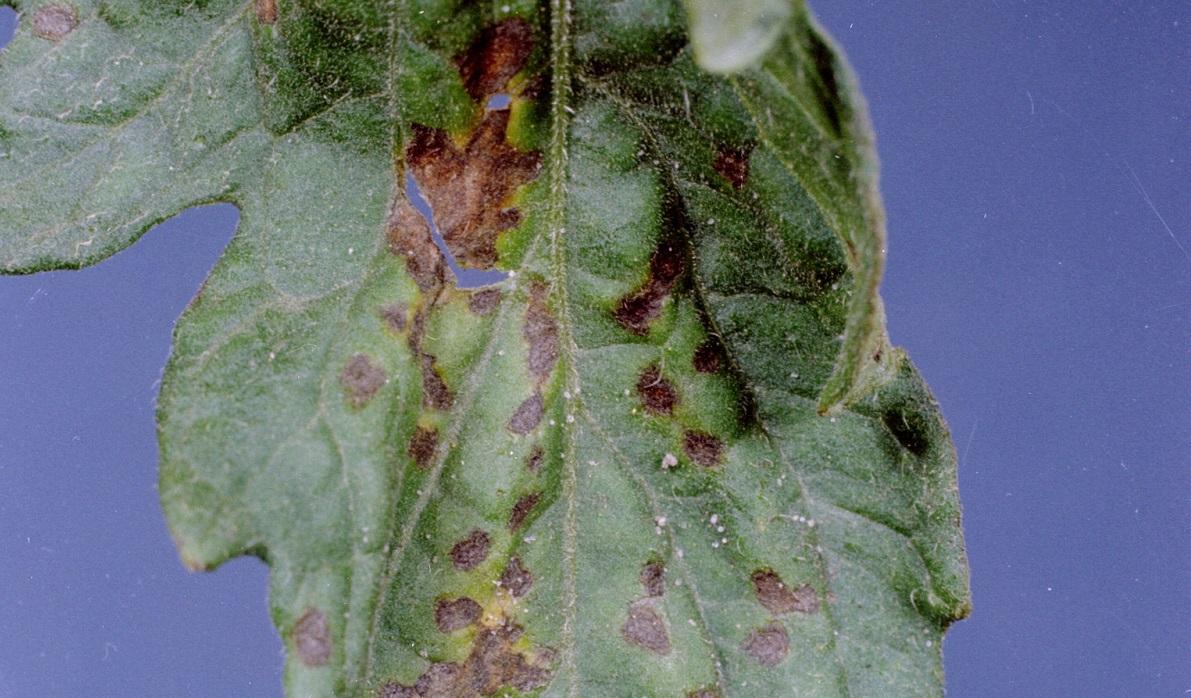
[525,444,544,473]
[450,529,492,571]
[340,353,387,407]
[434,596,483,632]
[468,288,502,315]
[458,18,535,101]
[255,0,278,24]
[524,282,559,381]
[636,364,678,415]
[387,200,444,292]
[742,622,789,667]
[33,5,77,41]
[406,111,541,269]
[693,340,722,374]
[640,561,666,598]
[883,407,930,456]
[713,145,752,189]
[613,240,683,335]
[508,392,545,435]
[500,556,534,598]
[293,608,332,667]
[683,430,723,468]
[508,492,541,531]
[407,426,438,470]
[751,570,819,615]
[621,601,671,655]
[380,303,408,332]
[396,622,552,696]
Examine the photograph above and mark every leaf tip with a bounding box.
[683,0,793,74]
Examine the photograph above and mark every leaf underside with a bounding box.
[0,1,969,696]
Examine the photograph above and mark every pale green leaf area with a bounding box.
[0,0,969,696]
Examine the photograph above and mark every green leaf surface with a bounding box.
[0,1,969,696]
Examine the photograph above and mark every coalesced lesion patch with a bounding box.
[381,621,554,696]
[405,111,541,270]
[751,569,819,615]
[613,240,684,335]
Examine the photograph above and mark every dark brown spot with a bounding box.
[621,601,671,655]
[507,392,544,435]
[713,145,753,189]
[340,353,387,407]
[468,288,502,315]
[419,355,454,411]
[742,622,789,667]
[255,0,278,24]
[683,430,723,467]
[693,340,722,373]
[751,570,819,615]
[293,608,331,667]
[613,240,683,335]
[434,596,483,632]
[450,529,491,571]
[407,426,438,470]
[406,111,541,270]
[524,281,559,381]
[387,200,444,292]
[403,622,553,696]
[500,556,534,598]
[525,444,544,473]
[636,364,678,415]
[380,303,408,332]
[640,561,665,597]
[32,5,77,41]
[457,18,535,101]
[508,492,541,531]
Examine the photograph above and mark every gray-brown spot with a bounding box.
[693,340,722,373]
[613,240,683,335]
[293,608,331,667]
[500,556,533,598]
[683,430,723,467]
[450,529,491,571]
[751,569,819,615]
[713,145,752,189]
[379,682,418,698]
[406,110,541,269]
[468,288,502,315]
[525,444,544,473]
[434,596,483,632]
[457,17,535,101]
[636,364,678,415]
[507,392,544,435]
[398,622,553,696]
[255,0,278,24]
[380,303,408,332]
[407,426,438,470]
[508,492,540,531]
[33,5,77,41]
[622,601,671,655]
[640,561,665,597]
[524,282,558,381]
[340,353,387,407]
[742,622,789,667]
[387,200,444,292]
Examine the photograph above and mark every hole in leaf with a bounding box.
[405,173,508,289]
[486,93,511,110]
[0,7,16,50]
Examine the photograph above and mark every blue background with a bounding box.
[2,2,1188,695]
